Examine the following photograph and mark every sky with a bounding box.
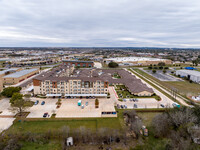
[0,0,200,48]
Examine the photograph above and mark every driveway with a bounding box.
[27,98,57,118]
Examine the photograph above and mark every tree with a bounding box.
[95,98,99,108]
[152,69,156,74]
[10,93,30,116]
[1,87,21,97]
[24,94,31,101]
[10,93,23,104]
[158,62,166,66]
[108,62,118,68]
[163,69,166,74]
[192,59,199,66]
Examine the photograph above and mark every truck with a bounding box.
[78,100,82,106]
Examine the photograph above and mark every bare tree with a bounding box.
[152,113,171,137]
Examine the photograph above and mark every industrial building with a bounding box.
[176,70,200,83]
[3,68,39,85]
[105,57,172,66]
[0,68,22,91]
[62,60,94,67]
[33,65,153,97]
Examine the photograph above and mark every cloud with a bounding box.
[0,0,200,47]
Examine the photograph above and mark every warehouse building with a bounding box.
[3,68,39,85]
[105,57,172,66]
[176,70,200,83]
[0,68,22,91]
[62,60,94,67]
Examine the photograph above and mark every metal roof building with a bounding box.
[3,68,39,85]
[0,68,20,75]
[176,69,200,83]
[3,69,38,78]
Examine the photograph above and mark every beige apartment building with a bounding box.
[33,79,108,97]
[33,65,108,97]
[33,65,153,97]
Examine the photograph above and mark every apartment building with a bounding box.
[33,65,108,97]
[33,65,153,97]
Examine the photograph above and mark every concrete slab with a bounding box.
[0,118,15,133]
[0,99,16,116]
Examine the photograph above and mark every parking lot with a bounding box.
[56,99,101,118]
[27,98,57,118]
[56,97,116,118]
[27,97,116,118]
[143,69,182,81]
[117,98,168,109]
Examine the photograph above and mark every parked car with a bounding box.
[123,99,126,102]
[120,105,124,109]
[43,112,48,118]
[135,99,138,102]
[41,101,45,105]
[34,100,39,105]
[134,104,137,108]
[78,100,82,106]
[81,105,84,109]
[124,105,127,109]
[129,99,132,102]
[85,102,88,106]
[117,104,120,109]
[160,104,165,108]
[172,102,180,108]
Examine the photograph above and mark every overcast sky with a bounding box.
[0,0,200,48]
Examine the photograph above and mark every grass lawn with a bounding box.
[40,67,51,70]
[137,112,161,127]
[7,117,122,134]
[164,81,200,97]
[134,68,200,97]
[20,140,62,150]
